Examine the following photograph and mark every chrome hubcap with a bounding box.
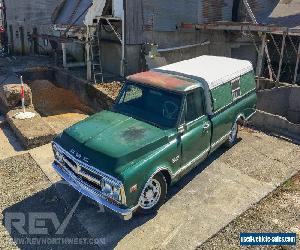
[139,179,161,209]
[229,123,238,143]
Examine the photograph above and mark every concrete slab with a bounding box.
[6,108,57,149]
[0,123,60,182]
[52,129,300,249]
[1,124,299,249]
[29,143,60,184]
[0,124,24,160]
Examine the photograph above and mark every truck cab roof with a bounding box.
[128,56,253,92]
[127,56,254,115]
[127,71,199,94]
[154,55,253,90]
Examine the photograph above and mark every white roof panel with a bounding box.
[154,56,253,89]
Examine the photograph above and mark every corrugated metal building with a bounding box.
[52,0,239,77]
[4,0,300,82]
[5,0,62,55]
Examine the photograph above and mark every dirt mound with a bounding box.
[29,80,93,116]
[94,82,123,101]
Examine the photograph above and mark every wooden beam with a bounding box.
[256,33,266,77]
[293,42,300,83]
[256,33,267,89]
[277,33,287,82]
[86,42,92,81]
[242,0,274,80]
[181,22,300,36]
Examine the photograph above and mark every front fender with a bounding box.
[120,143,177,208]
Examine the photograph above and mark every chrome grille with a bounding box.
[52,142,125,205]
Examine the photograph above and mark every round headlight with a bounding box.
[100,179,106,190]
[112,188,121,201]
[103,183,113,194]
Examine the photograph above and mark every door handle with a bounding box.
[203,123,210,130]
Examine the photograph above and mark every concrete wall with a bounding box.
[257,88,291,118]
[5,0,61,55]
[121,30,231,75]
[101,41,122,74]
[250,110,300,142]
[256,87,300,124]
[250,86,300,142]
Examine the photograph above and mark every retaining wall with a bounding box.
[250,86,300,142]
[22,67,114,113]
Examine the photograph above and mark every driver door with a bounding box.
[179,88,211,175]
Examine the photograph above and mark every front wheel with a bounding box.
[225,121,238,148]
[137,172,167,215]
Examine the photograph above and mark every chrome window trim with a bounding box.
[172,147,210,178]
[185,114,206,127]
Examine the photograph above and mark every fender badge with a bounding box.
[172,155,180,164]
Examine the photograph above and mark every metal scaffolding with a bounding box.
[182,21,300,84]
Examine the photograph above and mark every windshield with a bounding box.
[113,82,183,129]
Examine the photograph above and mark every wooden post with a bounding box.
[277,33,286,83]
[86,42,92,81]
[62,43,67,68]
[256,33,266,76]
[293,42,300,84]
[256,33,266,89]
[243,0,273,80]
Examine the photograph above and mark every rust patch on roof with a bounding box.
[126,71,197,92]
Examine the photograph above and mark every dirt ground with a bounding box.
[30,80,93,116]
[198,172,300,250]
[29,80,92,133]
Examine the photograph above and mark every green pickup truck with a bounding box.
[52,56,257,220]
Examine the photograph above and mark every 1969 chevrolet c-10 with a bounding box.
[52,56,257,220]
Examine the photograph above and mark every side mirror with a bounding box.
[178,125,186,136]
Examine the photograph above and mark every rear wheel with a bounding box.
[225,121,238,148]
[138,172,167,215]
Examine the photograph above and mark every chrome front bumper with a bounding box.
[52,162,134,220]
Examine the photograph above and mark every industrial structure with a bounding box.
[4,0,61,55]
[2,0,300,84]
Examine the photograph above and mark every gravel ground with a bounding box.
[198,171,300,250]
[94,82,123,101]
[0,154,98,250]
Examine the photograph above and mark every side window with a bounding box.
[231,78,241,100]
[185,89,205,123]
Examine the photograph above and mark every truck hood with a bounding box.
[56,110,168,176]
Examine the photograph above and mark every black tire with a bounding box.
[137,172,167,215]
[225,121,238,148]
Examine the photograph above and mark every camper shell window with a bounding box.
[231,78,241,100]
